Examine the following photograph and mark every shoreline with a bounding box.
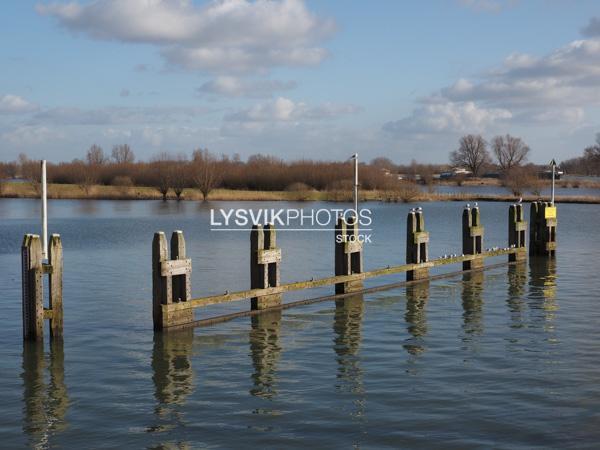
[1,181,599,204]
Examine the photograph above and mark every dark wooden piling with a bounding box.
[462,205,484,270]
[508,204,527,262]
[529,201,557,257]
[22,233,63,340]
[22,235,44,340]
[251,224,282,310]
[153,231,193,330]
[335,216,363,294]
[406,209,429,280]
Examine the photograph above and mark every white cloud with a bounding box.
[383,101,511,137]
[37,0,335,73]
[1,125,64,145]
[198,76,297,98]
[0,94,38,114]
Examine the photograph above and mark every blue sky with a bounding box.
[1,0,600,164]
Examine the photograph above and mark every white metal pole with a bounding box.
[353,153,358,218]
[551,163,555,205]
[41,160,48,259]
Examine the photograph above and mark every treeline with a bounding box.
[561,134,600,176]
[1,145,430,200]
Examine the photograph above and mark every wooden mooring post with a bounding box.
[152,231,193,330]
[21,234,63,340]
[406,208,429,281]
[251,224,282,310]
[462,205,484,270]
[529,201,557,256]
[335,215,363,294]
[508,204,527,262]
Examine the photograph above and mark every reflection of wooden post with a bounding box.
[529,201,557,257]
[251,224,282,310]
[22,235,44,340]
[335,216,363,294]
[461,271,484,336]
[152,329,194,409]
[462,206,483,270]
[508,204,527,262]
[406,209,429,281]
[153,231,193,330]
[249,309,282,398]
[404,282,429,355]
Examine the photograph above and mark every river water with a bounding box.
[1,198,600,448]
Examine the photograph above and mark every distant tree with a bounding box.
[492,134,530,173]
[150,152,176,201]
[370,157,395,171]
[503,165,541,197]
[191,148,221,200]
[450,134,490,176]
[86,144,106,165]
[111,144,135,164]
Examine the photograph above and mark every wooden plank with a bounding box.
[413,231,429,244]
[161,259,192,277]
[48,234,63,336]
[164,248,516,314]
[469,226,484,237]
[515,221,528,232]
[257,248,282,265]
[344,240,362,254]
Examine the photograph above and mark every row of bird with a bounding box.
[437,244,517,260]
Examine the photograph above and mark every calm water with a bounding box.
[1,198,600,448]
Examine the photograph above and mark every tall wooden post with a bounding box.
[251,224,282,310]
[406,209,429,281]
[508,204,527,262]
[22,234,44,340]
[48,234,63,336]
[529,201,556,257]
[462,205,484,270]
[335,215,363,294]
[153,231,193,330]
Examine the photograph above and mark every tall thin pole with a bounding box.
[353,153,358,218]
[551,163,555,205]
[41,160,48,260]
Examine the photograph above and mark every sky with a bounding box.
[1,0,600,164]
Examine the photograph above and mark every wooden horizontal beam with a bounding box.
[161,259,192,277]
[163,247,516,315]
[257,248,281,265]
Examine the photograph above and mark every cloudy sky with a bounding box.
[2,0,600,164]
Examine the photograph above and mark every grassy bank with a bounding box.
[1,181,599,204]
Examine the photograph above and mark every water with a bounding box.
[1,198,600,448]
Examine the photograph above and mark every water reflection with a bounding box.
[75,199,98,215]
[21,338,69,449]
[507,263,528,329]
[249,310,282,399]
[333,294,366,430]
[333,294,364,391]
[461,271,485,339]
[404,282,429,356]
[528,257,559,333]
[151,329,194,431]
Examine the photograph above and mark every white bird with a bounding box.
[466,203,470,208]
[518,197,523,203]
[474,202,478,208]
[417,206,423,212]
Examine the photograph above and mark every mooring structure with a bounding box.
[151,202,556,331]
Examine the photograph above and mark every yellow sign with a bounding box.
[545,206,557,219]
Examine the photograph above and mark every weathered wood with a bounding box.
[22,234,44,340]
[152,232,170,330]
[335,215,363,294]
[251,224,282,310]
[48,234,63,336]
[407,209,429,281]
[462,206,484,270]
[509,204,527,262]
[163,247,517,319]
[529,201,557,257]
[161,259,192,277]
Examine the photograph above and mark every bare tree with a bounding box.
[86,144,106,165]
[111,144,135,164]
[191,148,221,200]
[450,135,490,176]
[492,134,530,173]
[150,152,175,201]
